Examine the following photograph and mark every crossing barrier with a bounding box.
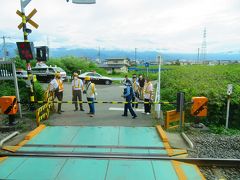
[36,90,54,126]
[20,100,176,105]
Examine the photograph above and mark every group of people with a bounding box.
[122,74,153,119]
[49,72,96,117]
[48,71,153,119]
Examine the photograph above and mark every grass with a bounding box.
[209,125,240,135]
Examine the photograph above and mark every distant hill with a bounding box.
[1,43,239,61]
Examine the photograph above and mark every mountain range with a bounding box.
[1,43,239,61]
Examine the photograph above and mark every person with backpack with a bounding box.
[122,80,137,119]
[83,76,96,117]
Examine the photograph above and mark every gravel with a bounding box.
[186,131,240,180]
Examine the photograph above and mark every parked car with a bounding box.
[79,72,112,85]
[16,70,28,79]
[31,66,67,82]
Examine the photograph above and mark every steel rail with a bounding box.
[23,144,183,150]
[12,150,170,157]
[0,151,239,167]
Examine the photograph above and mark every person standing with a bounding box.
[72,72,84,111]
[84,76,96,117]
[49,72,64,114]
[138,74,145,100]
[122,80,137,119]
[143,78,153,115]
[132,76,140,108]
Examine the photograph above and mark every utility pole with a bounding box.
[98,46,101,63]
[200,27,207,64]
[134,48,137,62]
[197,48,200,64]
[1,36,10,61]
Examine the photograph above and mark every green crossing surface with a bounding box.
[0,126,203,179]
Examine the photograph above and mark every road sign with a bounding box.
[21,0,31,9]
[227,84,233,95]
[144,62,149,67]
[16,8,39,29]
[16,42,35,60]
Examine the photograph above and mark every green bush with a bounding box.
[161,65,240,128]
[46,56,107,75]
[0,80,44,104]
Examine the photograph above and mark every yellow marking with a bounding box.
[0,157,7,162]
[25,124,46,140]
[38,101,44,104]
[67,101,72,104]
[172,161,187,180]
[156,125,168,142]
[0,125,46,163]
[175,161,206,180]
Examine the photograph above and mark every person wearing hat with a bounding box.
[122,79,137,119]
[132,75,140,108]
[84,76,96,117]
[72,72,84,111]
[49,72,64,114]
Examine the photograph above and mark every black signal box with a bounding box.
[36,46,49,61]
[16,42,35,60]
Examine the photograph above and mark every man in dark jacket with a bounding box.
[122,80,137,119]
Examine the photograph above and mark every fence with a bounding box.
[36,89,54,126]
[165,110,185,129]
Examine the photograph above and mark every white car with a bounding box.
[32,66,67,82]
[16,70,28,79]
[79,72,112,85]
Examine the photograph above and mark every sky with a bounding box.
[0,0,240,53]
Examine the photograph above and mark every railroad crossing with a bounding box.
[0,125,204,179]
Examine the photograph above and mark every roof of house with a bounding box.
[105,58,130,61]
[98,64,128,68]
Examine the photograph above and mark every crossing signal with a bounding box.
[16,42,35,60]
[36,46,49,61]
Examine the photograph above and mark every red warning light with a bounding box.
[16,42,35,60]
[20,43,25,49]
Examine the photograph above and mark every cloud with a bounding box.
[0,0,239,53]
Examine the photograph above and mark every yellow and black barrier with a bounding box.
[36,91,55,126]
[20,101,176,105]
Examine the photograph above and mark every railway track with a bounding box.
[1,150,240,168]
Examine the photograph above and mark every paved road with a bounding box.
[43,83,158,127]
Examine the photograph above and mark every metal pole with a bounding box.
[3,36,6,61]
[197,48,200,64]
[157,55,161,119]
[179,92,184,131]
[20,0,35,106]
[226,95,230,129]
[135,48,137,62]
[12,61,22,118]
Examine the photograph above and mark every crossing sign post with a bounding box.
[16,9,39,30]
[17,0,38,106]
